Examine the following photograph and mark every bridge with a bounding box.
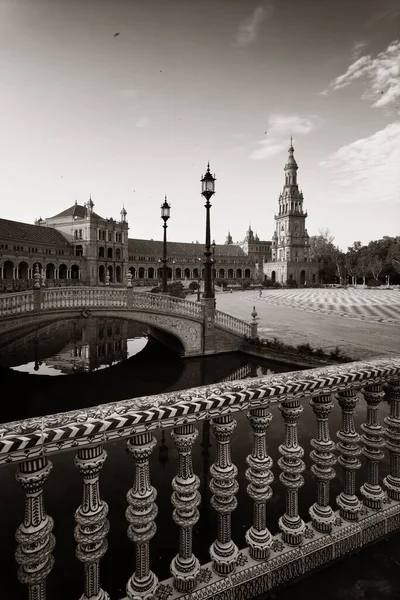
[0,356,399,599]
[0,285,256,357]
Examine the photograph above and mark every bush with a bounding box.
[150,286,161,293]
[367,279,381,287]
[313,347,325,357]
[167,282,185,298]
[286,279,299,287]
[188,281,199,291]
[242,278,252,290]
[296,342,313,355]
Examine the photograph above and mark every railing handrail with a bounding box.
[1,356,399,465]
[0,290,34,299]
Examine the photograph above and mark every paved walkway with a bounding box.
[212,288,400,360]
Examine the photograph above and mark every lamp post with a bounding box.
[197,257,202,302]
[212,239,216,294]
[200,163,216,299]
[161,196,171,293]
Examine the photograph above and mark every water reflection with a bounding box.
[2,318,148,375]
[0,317,301,425]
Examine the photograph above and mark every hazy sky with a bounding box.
[0,0,399,250]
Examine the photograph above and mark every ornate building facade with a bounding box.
[0,142,317,291]
[263,140,319,285]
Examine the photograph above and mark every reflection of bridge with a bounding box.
[0,286,256,356]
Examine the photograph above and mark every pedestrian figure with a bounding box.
[259,289,262,298]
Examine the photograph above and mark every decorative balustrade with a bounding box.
[130,291,204,320]
[215,309,252,337]
[1,358,400,600]
[41,287,127,309]
[0,290,34,315]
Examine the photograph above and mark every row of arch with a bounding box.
[127,267,252,280]
[0,261,80,280]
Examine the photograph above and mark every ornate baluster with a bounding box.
[384,380,400,500]
[245,406,274,559]
[278,397,306,545]
[126,432,158,600]
[336,388,362,521]
[74,445,110,600]
[15,457,55,600]
[209,415,239,576]
[170,425,201,592]
[360,384,385,509]
[309,393,336,532]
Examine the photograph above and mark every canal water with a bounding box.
[0,317,395,599]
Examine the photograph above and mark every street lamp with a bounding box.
[200,163,216,299]
[160,196,171,293]
[212,239,216,294]
[196,257,202,302]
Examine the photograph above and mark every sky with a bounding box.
[0,0,399,251]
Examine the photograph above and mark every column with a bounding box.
[278,397,306,545]
[126,432,158,600]
[336,389,362,521]
[15,457,55,600]
[309,393,336,532]
[245,406,274,559]
[384,380,400,500]
[360,384,385,509]
[170,424,201,592]
[209,415,239,576]
[74,445,110,600]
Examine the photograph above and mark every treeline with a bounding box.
[309,229,400,285]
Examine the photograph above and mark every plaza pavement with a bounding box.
[212,288,400,360]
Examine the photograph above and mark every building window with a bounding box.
[108,232,112,242]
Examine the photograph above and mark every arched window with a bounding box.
[75,245,83,257]
[244,268,251,278]
[71,265,79,279]
[107,247,113,259]
[99,246,105,258]
[116,248,121,260]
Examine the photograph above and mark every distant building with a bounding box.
[0,142,317,291]
[263,140,319,285]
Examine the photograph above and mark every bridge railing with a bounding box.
[0,290,34,315]
[1,357,400,600]
[130,291,204,319]
[41,286,128,309]
[215,309,252,337]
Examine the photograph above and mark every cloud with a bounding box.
[236,3,273,48]
[321,39,400,109]
[250,114,321,160]
[136,117,149,128]
[319,122,400,204]
[351,40,368,61]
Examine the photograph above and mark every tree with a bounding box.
[188,281,199,291]
[309,228,341,283]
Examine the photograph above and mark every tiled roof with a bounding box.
[0,218,70,246]
[48,204,103,220]
[128,238,246,258]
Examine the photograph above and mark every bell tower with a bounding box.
[271,138,309,264]
[264,139,318,285]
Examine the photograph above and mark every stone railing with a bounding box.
[1,357,400,600]
[215,309,252,337]
[41,286,128,309]
[0,290,34,315]
[130,291,204,319]
[0,287,205,321]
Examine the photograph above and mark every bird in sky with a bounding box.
[264,131,268,134]
[114,32,120,37]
